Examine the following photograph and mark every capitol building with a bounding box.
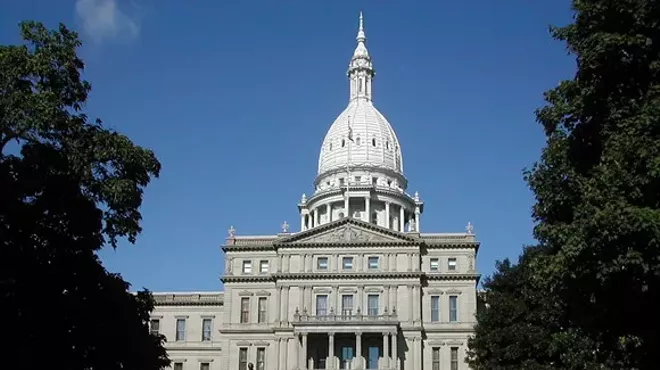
[150,13,480,370]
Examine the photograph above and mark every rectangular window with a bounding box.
[242,260,252,273]
[449,295,458,322]
[316,294,328,316]
[342,256,353,270]
[368,256,379,270]
[259,260,269,273]
[341,294,353,316]
[174,363,183,370]
[257,347,266,370]
[149,319,160,336]
[240,297,250,323]
[317,257,329,270]
[432,348,440,370]
[431,296,440,322]
[258,297,267,323]
[200,363,210,370]
[367,294,379,316]
[175,318,186,341]
[202,318,212,341]
[450,347,459,370]
[448,258,457,271]
[239,348,248,370]
[430,258,439,272]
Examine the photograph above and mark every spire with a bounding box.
[348,11,374,102]
[357,11,366,43]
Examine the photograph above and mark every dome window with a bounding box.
[342,139,346,147]
[372,138,376,147]
[329,142,333,150]
[356,137,361,146]
[386,141,390,149]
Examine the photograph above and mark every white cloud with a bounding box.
[75,0,139,43]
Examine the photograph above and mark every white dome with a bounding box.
[317,99,403,176]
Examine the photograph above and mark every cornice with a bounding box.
[425,273,481,283]
[273,271,423,280]
[221,275,274,284]
[153,293,224,307]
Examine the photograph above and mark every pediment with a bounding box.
[277,218,416,245]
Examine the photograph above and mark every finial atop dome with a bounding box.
[357,11,366,43]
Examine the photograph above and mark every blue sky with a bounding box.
[1,0,575,292]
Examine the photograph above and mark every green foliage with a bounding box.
[469,0,660,368]
[1,21,168,370]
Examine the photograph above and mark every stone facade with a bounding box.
[149,12,480,370]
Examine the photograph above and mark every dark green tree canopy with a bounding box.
[469,0,660,368]
[1,21,169,370]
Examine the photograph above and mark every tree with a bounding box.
[0,21,169,370]
[470,0,660,368]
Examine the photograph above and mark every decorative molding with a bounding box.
[172,359,188,362]
[313,287,332,294]
[427,289,443,295]
[174,315,189,319]
[427,340,444,346]
[273,271,423,280]
[236,341,253,346]
[446,341,464,346]
[238,290,254,297]
[446,289,463,295]
[254,341,271,347]
[197,359,215,362]
[364,287,383,293]
[150,315,163,319]
[255,290,271,296]
[338,287,358,293]
[201,315,216,319]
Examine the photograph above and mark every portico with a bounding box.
[294,329,398,370]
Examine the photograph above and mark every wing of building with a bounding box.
[150,12,481,370]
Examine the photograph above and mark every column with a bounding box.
[383,333,389,368]
[385,202,390,229]
[284,338,291,370]
[410,338,416,370]
[412,285,419,323]
[356,332,362,369]
[276,338,281,370]
[293,337,298,370]
[392,286,398,312]
[328,332,335,369]
[415,207,420,231]
[302,333,308,370]
[416,338,421,370]
[365,197,371,223]
[314,208,319,228]
[390,332,397,368]
[299,285,304,313]
[357,285,364,313]
[275,286,282,325]
[344,189,349,217]
[327,203,332,223]
[399,206,404,231]
[280,287,287,322]
[384,285,390,313]
[285,287,290,322]
[300,213,306,231]
[408,285,414,324]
